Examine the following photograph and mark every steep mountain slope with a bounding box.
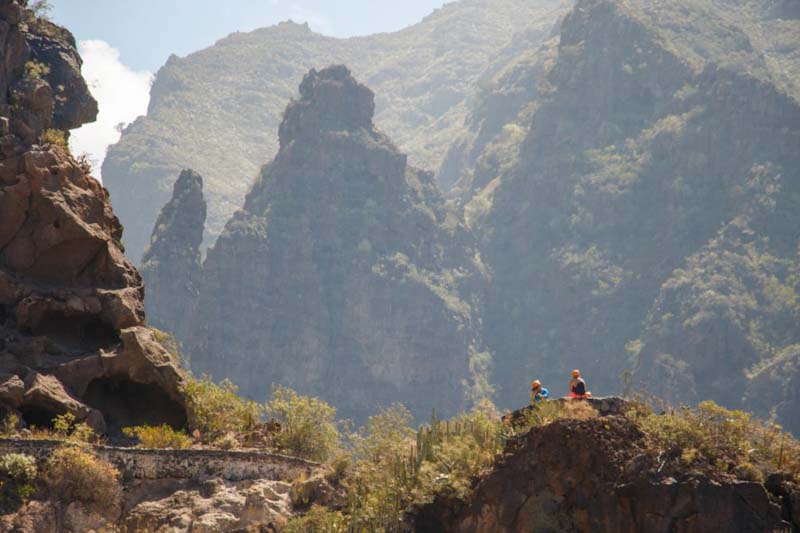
[102,0,571,261]
[456,0,800,426]
[0,0,185,434]
[182,66,484,421]
[140,169,206,337]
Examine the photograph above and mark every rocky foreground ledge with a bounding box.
[0,437,340,531]
[409,397,800,532]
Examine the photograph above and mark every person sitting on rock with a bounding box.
[569,369,589,399]
[530,380,550,404]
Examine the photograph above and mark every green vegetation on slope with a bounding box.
[453,0,800,432]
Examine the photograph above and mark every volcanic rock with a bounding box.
[0,0,186,433]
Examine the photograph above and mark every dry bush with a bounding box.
[122,424,192,449]
[521,399,597,430]
[40,446,120,511]
[39,128,67,148]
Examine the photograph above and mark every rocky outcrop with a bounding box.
[410,415,796,532]
[0,0,186,434]
[141,169,206,336]
[0,439,332,532]
[184,65,483,421]
[101,0,572,262]
[0,1,97,145]
[122,478,295,532]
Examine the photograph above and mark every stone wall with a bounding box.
[0,439,319,482]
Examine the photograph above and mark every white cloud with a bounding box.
[289,3,334,35]
[69,40,153,181]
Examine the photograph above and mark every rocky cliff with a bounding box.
[140,168,206,338]
[456,0,800,429]
[0,0,185,434]
[102,0,572,261]
[182,66,484,421]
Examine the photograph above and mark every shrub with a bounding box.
[517,399,597,433]
[0,453,37,483]
[344,404,416,531]
[21,0,52,18]
[634,401,748,467]
[183,376,260,443]
[52,412,95,443]
[630,400,800,479]
[0,453,37,509]
[734,462,764,482]
[40,128,68,150]
[212,433,240,450]
[414,405,504,498]
[76,153,93,175]
[24,60,50,80]
[40,446,120,511]
[265,385,340,462]
[30,0,51,17]
[285,505,348,533]
[353,403,415,463]
[0,413,19,437]
[561,400,599,421]
[150,328,181,361]
[326,453,351,485]
[345,403,505,531]
[122,424,192,449]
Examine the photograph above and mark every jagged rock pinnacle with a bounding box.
[143,169,206,263]
[141,168,206,335]
[278,65,375,147]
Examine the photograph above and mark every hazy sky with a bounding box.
[50,1,451,71]
[49,0,450,178]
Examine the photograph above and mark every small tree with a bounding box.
[183,376,260,443]
[265,385,340,462]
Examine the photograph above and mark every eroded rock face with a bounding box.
[123,478,294,532]
[141,169,206,336]
[457,0,800,430]
[0,0,185,433]
[184,65,484,421]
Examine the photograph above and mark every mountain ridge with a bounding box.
[102,0,572,261]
